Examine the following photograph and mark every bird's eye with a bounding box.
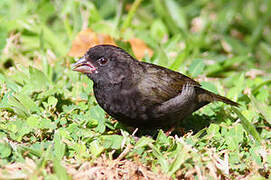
[98,57,108,66]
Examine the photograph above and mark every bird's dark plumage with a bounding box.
[72,45,238,129]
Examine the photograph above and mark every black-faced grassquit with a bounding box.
[72,45,238,129]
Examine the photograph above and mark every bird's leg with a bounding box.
[165,127,175,136]
[165,127,185,136]
[154,84,196,115]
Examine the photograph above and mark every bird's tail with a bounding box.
[195,87,239,106]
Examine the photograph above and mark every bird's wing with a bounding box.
[137,63,200,104]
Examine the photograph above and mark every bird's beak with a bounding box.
[71,57,97,74]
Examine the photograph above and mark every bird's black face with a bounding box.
[72,45,132,85]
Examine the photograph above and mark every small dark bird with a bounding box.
[72,45,238,130]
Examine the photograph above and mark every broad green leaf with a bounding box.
[207,123,220,136]
[53,131,66,160]
[135,136,154,148]
[225,124,244,150]
[168,143,187,176]
[227,73,244,99]
[7,91,40,117]
[200,82,218,94]
[156,130,170,145]
[250,95,271,124]
[0,142,12,158]
[5,96,27,117]
[188,59,205,77]
[89,140,104,157]
[0,74,20,92]
[26,115,40,128]
[232,107,261,144]
[48,96,58,108]
[29,66,50,90]
[150,144,169,173]
[53,157,70,180]
[71,143,88,159]
[100,135,124,150]
[12,92,39,113]
[90,106,106,133]
[40,118,57,130]
[19,146,42,158]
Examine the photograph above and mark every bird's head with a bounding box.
[72,45,134,85]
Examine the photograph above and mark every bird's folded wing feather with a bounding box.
[137,63,200,104]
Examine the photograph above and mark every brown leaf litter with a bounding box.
[68,29,153,60]
[0,155,171,180]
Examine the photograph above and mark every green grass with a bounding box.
[0,0,271,179]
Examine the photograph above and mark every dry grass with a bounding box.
[66,155,171,180]
[0,156,171,180]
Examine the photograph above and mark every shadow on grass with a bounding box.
[128,113,224,137]
[179,114,214,134]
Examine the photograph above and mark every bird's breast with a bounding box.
[93,84,150,123]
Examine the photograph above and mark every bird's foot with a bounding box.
[165,127,175,136]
